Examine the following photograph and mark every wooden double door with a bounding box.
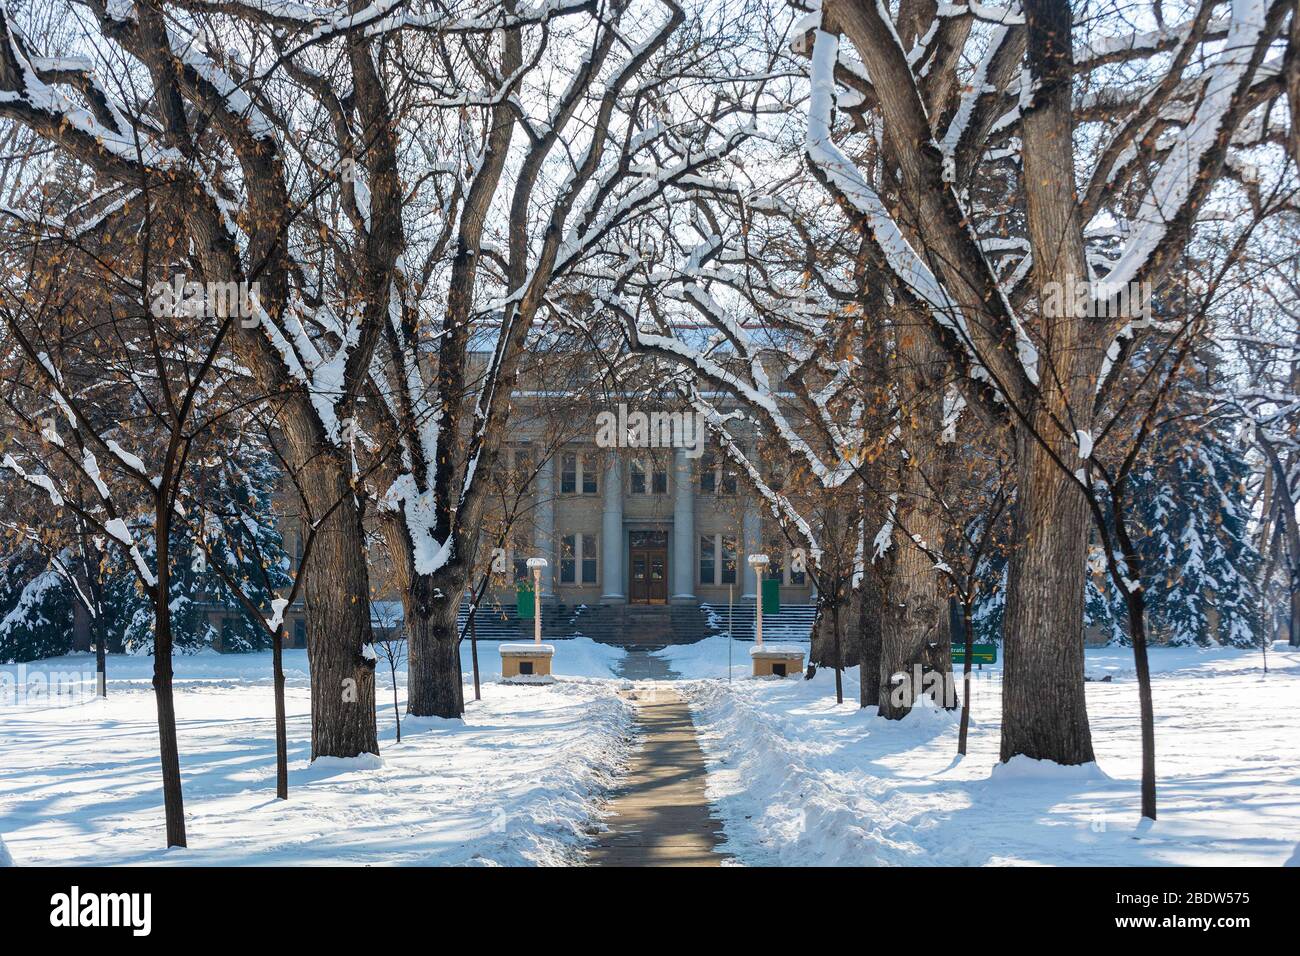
[628,530,668,604]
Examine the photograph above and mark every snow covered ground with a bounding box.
[668,639,1300,866]
[0,639,631,865]
[2,636,1296,866]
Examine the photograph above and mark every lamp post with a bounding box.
[747,553,769,647]
[526,557,548,645]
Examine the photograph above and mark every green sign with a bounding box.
[516,582,535,619]
[951,643,997,664]
[761,578,780,615]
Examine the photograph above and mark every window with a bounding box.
[699,534,739,586]
[765,543,785,582]
[698,452,737,494]
[290,531,304,572]
[699,452,716,494]
[559,533,598,585]
[582,536,598,584]
[720,536,737,584]
[513,447,533,484]
[630,458,667,495]
[510,530,531,583]
[560,534,577,584]
[293,618,307,648]
[560,452,598,495]
[699,535,715,586]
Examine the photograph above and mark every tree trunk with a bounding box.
[957,599,975,755]
[150,526,187,848]
[831,599,844,704]
[301,489,378,759]
[921,592,957,709]
[1261,441,1300,647]
[391,664,402,743]
[876,458,948,719]
[876,302,953,719]
[185,200,381,761]
[1287,5,1300,169]
[812,587,860,672]
[405,586,465,719]
[999,0,1098,766]
[272,626,288,800]
[857,571,883,708]
[1100,488,1158,817]
[470,603,481,701]
[1001,425,1096,763]
[87,549,108,696]
[94,610,107,698]
[1121,583,1157,819]
[1291,577,1300,648]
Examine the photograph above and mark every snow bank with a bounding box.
[988,755,1112,783]
[682,646,1300,866]
[0,834,12,866]
[682,673,961,866]
[0,635,627,688]
[0,663,633,865]
[662,635,804,680]
[300,753,385,776]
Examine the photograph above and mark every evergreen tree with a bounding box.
[100,456,292,654]
[970,418,1260,648]
[0,544,74,662]
[191,454,293,653]
[1089,420,1262,647]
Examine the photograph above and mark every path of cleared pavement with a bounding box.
[587,686,730,866]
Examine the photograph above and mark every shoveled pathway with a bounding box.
[587,685,730,866]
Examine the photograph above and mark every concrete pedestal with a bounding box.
[749,644,804,678]
[500,643,556,683]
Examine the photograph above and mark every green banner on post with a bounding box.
[761,578,780,615]
[516,582,535,619]
[951,643,997,664]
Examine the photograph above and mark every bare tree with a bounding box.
[793,0,1291,766]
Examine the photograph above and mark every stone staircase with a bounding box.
[455,600,817,648]
[698,602,818,644]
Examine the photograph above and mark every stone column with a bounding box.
[534,452,555,598]
[742,496,762,601]
[600,453,624,603]
[672,447,696,603]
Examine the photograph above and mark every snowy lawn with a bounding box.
[5,635,1297,867]
[668,640,1300,866]
[0,639,631,865]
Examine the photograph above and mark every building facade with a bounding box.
[485,443,814,610]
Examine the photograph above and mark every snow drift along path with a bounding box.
[676,643,1300,866]
[0,641,632,865]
